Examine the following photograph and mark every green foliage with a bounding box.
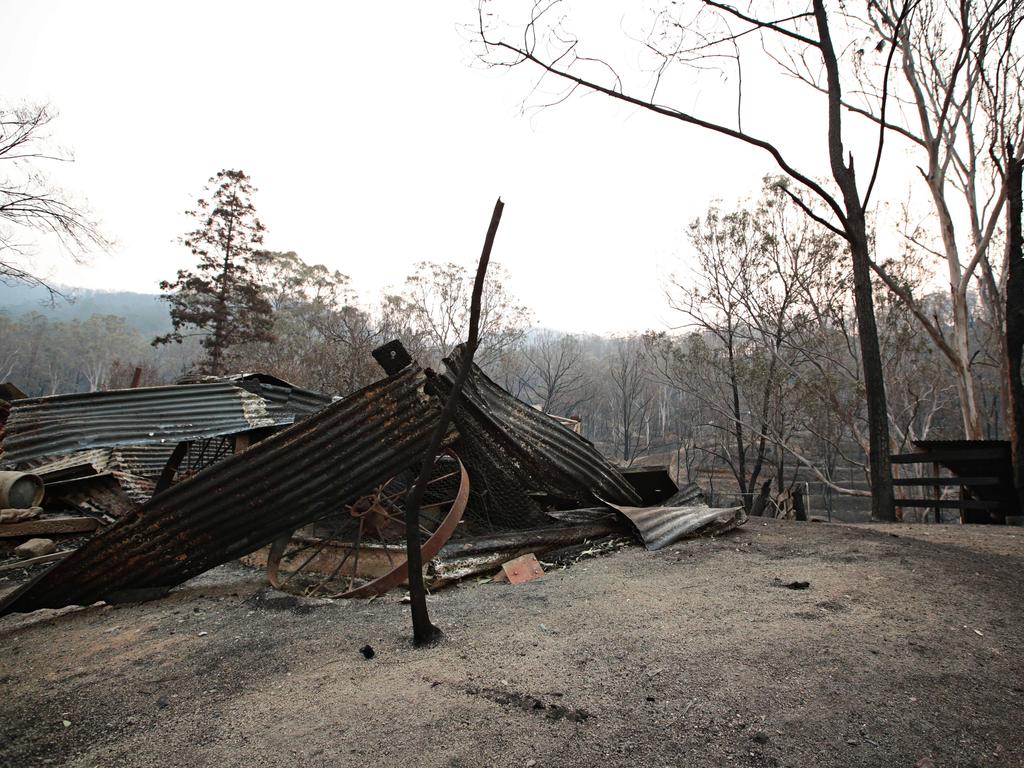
[154,170,273,374]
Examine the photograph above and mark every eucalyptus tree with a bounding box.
[843,0,1024,439]
[475,0,917,519]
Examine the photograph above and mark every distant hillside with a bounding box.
[0,282,171,335]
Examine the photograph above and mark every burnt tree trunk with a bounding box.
[726,335,751,512]
[1004,151,1024,521]
[814,0,895,521]
[403,198,505,646]
[750,479,772,517]
[792,486,807,521]
[849,228,896,520]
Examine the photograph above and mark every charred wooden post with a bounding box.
[792,486,807,522]
[750,479,772,517]
[403,197,505,646]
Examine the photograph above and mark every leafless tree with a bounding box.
[0,315,20,381]
[648,185,960,511]
[650,192,810,509]
[0,103,110,297]
[386,261,532,371]
[607,336,654,465]
[817,0,1024,439]
[1005,155,1024,513]
[522,330,589,416]
[475,0,914,519]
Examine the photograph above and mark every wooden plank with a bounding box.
[0,517,100,537]
[437,520,619,557]
[894,499,1001,510]
[891,449,1007,464]
[893,477,1000,486]
[0,550,72,572]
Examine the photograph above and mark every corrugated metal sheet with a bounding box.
[21,448,115,477]
[0,383,291,466]
[662,483,705,507]
[608,503,746,551]
[25,448,156,515]
[0,367,443,615]
[22,445,177,483]
[110,445,178,479]
[44,471,154,519]
[0,383,21,447]
[176,372,336,421]
[230,375,335,420]
[438,348,642,507]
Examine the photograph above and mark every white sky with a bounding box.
[1,1,915,334]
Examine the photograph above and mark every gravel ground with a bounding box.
[1,518,1022,768]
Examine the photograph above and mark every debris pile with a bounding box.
[0,341,744,615]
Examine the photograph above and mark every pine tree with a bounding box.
[154,170,274,374]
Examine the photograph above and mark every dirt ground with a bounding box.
[1,518,1022,768]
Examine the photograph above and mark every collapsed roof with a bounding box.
[0,341,743,615]
[0,383,287,466]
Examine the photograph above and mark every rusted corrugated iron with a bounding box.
[108,445,179,479]
[43,472,153,520]
[17,448,157,520]
[608,502,746,551]
[0,367,443,615]
[437,347,642,507]
[230,374,335,420]
[22,445,176,488]
[175,372,335,421]
[21,448,114,479]
[0,383,290,466]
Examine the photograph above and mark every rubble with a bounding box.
[0,364,443,614]
[499,553,544,584]
[0,340,745,615]
[0,516,99,537]
[13,538,56,558]
[0,471,44,508]
[0,507,41,523]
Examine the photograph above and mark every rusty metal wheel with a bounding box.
[265,451,469,599]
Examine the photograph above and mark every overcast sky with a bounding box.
[1,1,907,334]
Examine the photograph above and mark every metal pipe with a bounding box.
[0,471,44,509]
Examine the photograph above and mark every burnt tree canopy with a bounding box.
[154,169,273,374]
